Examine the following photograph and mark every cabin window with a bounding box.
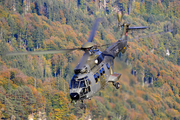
[88,86,91,92]
[106,63,110,69]
[94,74,98,83]
[110,60,113,65]
[96,72,99,78]
[99,70,103,76]
[102,68,105,74]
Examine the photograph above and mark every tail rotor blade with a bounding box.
[117,12,121,23]
[116,10,123,32]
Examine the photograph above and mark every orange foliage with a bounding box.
[134,2,141,14]
[165,89,174,97]
[1,71,10,79]
[139,55,147,63]
[109,103,115,109]
[166,109,180,118]
[94,96,105,104]
[166,76,176,86]
[136,90,145,97]
[59,10,66,24]
[129,109,138,120]
[151,93,161,102]
[137,105,144,114]
[107,34,116,42]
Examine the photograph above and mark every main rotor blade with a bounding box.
[87,18,102,42]
[4,48,80,56]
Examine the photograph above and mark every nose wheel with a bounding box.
[113,82,120,89]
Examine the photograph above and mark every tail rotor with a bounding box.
[116,3,124,32]
[116,11,123,32]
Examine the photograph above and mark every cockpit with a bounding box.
[69,74,91,100]
[70,75,90,89]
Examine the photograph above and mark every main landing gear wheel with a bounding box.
[113,82,120,89]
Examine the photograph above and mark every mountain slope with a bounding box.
[0,0,180,119]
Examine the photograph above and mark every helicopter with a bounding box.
[68,11,147,108]
[5,6,148,109]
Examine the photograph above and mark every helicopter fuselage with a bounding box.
[69,39,127,102]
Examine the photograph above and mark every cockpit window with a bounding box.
[70,75,89,89]
[70,75,79,89]
[70,79,79,89]
[87,79,91,84]
[80,81,86,88]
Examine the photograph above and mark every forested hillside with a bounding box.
[0,0,180,119]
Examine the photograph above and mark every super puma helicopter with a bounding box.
[5,7,147,109]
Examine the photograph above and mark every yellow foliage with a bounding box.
[0,8,8,18]
[96,11,100,16]
[0,81,3,86]
[152,93,162,101]
[107,34,115,42]
[137,47,142,52]
[12,83,18,89]
[165,89,174,97]
[134,2,140,14]
[166,109,180,118]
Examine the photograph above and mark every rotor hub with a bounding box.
[81,42,95,50]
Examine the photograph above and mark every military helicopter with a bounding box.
[5,7,148,109]
[68,11,147,108]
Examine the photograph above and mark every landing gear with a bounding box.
[113,82,120,89]
[80,100,86,113]
[80,103,86,109]
[71,100,77,104]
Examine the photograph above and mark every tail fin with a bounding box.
[121,23,148,40]
[116,3,147,40]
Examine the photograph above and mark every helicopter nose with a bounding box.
[70,93,79,100]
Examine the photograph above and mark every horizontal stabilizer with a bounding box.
[108,73,121,82]
[127,26,148,31]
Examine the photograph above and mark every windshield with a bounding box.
[70,75,79,89]
[80,81,86,88]
[71,80,79,88]
[70,75,88,89]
